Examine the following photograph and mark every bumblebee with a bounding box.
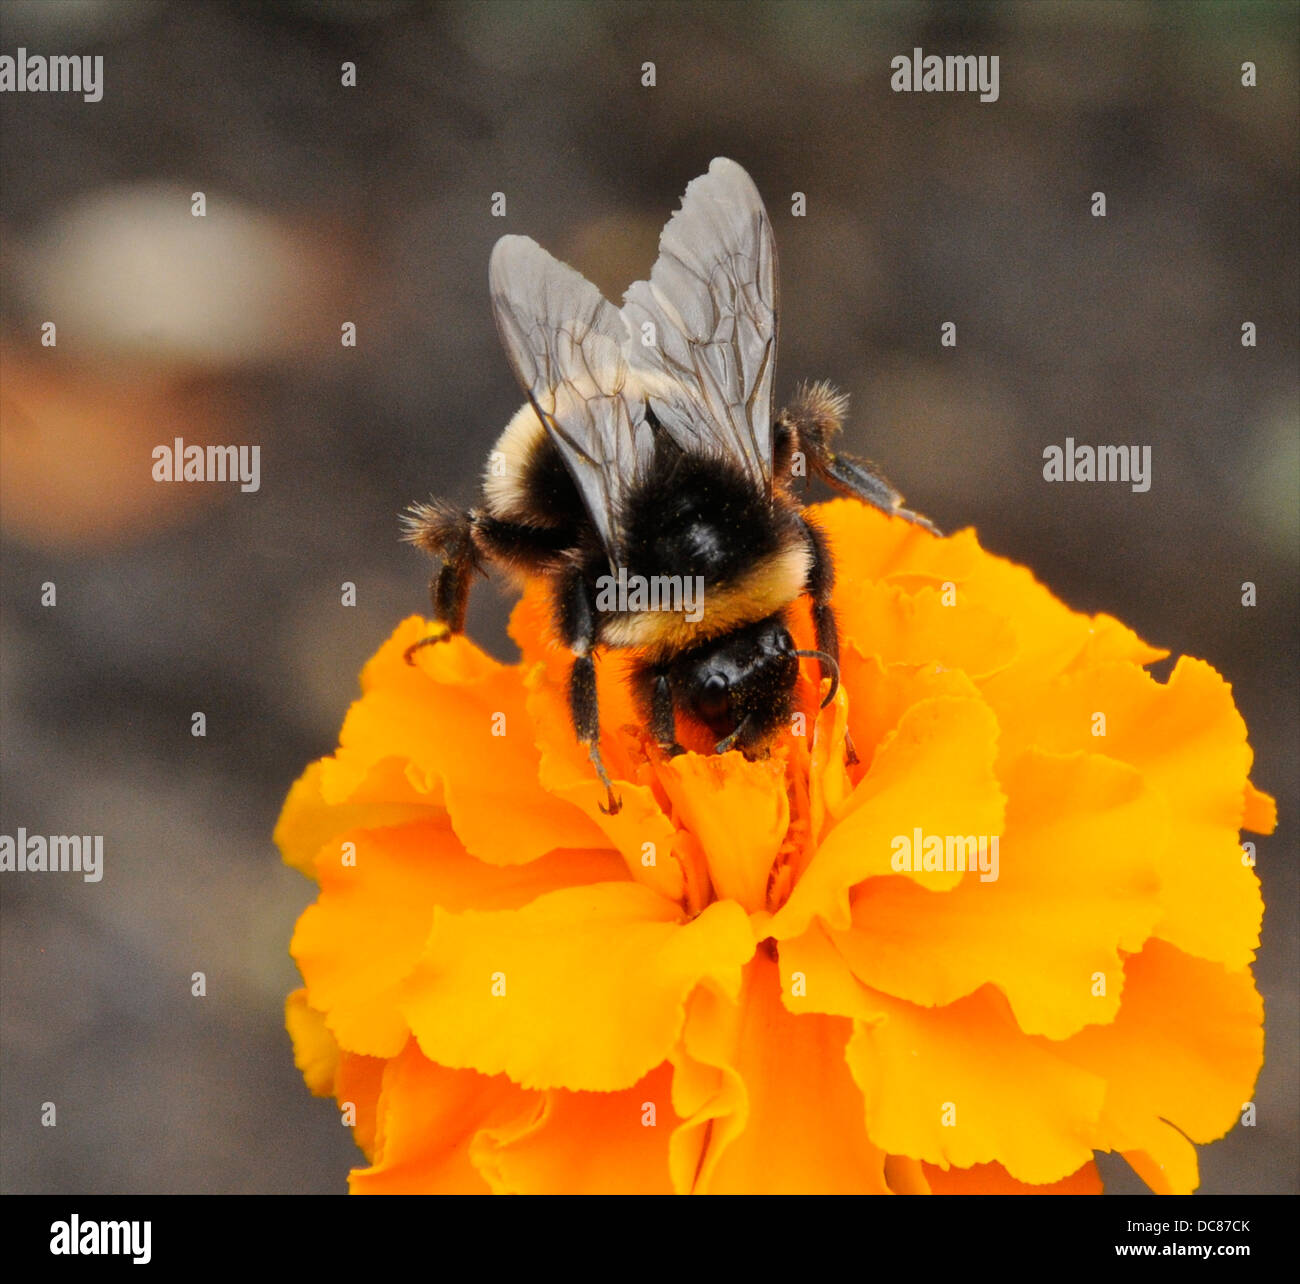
[404,158,937,813]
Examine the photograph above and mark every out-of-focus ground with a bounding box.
[0,0,1295,1194]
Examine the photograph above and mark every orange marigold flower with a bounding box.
[277,500,1274,1194]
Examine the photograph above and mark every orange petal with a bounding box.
[673,951,890,1194]
[923,1159,1103,1194]
[1065,613,1167,670]
[836,580,1017,678]
[1242,781,1277,834]
[364,614,499,688]
[990,657,1264,969]
[771,694,1004,939]
[808,680,853,838]
[333,618,607,865]
[668,979,749,1193]
[819,500,1103,692]
[525,667,687,904]
[953,552,1115,693]
[835,749,1165,1038]
[335,1050,387,1162]
[275,758,432,879]
[292,817,626,1057]
[1058,939,1263,1195]
[846,983,1105,1185]
[838,652,985,779]
[350,1040,539,1194]
[470,1062,678,1194]
[781,927,1104,1185]
[1119,1130,1199,1196]
[655,752,789,914]
[286,988,339,1097]
[285,990,386,1160]
[814,497,965,587]
[401,882,754,1090]
[884,1154,931,1194]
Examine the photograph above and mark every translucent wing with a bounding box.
[622,157,778,493]
[490,235,654,561]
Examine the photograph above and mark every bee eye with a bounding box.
[697,673,729,718]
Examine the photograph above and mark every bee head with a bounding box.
[671,615,799,750]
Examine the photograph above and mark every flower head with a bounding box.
[278,500,1273,1194]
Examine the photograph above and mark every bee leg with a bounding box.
[402,502,481,663]
[649,671,685,757]
[571,656,620,814]
[714,718,749,755]
[801,517,859,766]
[818,451,940,535]
[780,384,939,534]
[560,569,621,814]
[715,714,768,758]
[404,560,474,663]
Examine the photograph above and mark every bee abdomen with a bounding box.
[484,403,588,533]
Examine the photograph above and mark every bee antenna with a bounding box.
[794,649,840,708]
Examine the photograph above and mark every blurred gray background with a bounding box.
[1,0,1295,1194]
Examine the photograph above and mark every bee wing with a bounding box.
[490,235,653,561]
[622,157,778,493]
